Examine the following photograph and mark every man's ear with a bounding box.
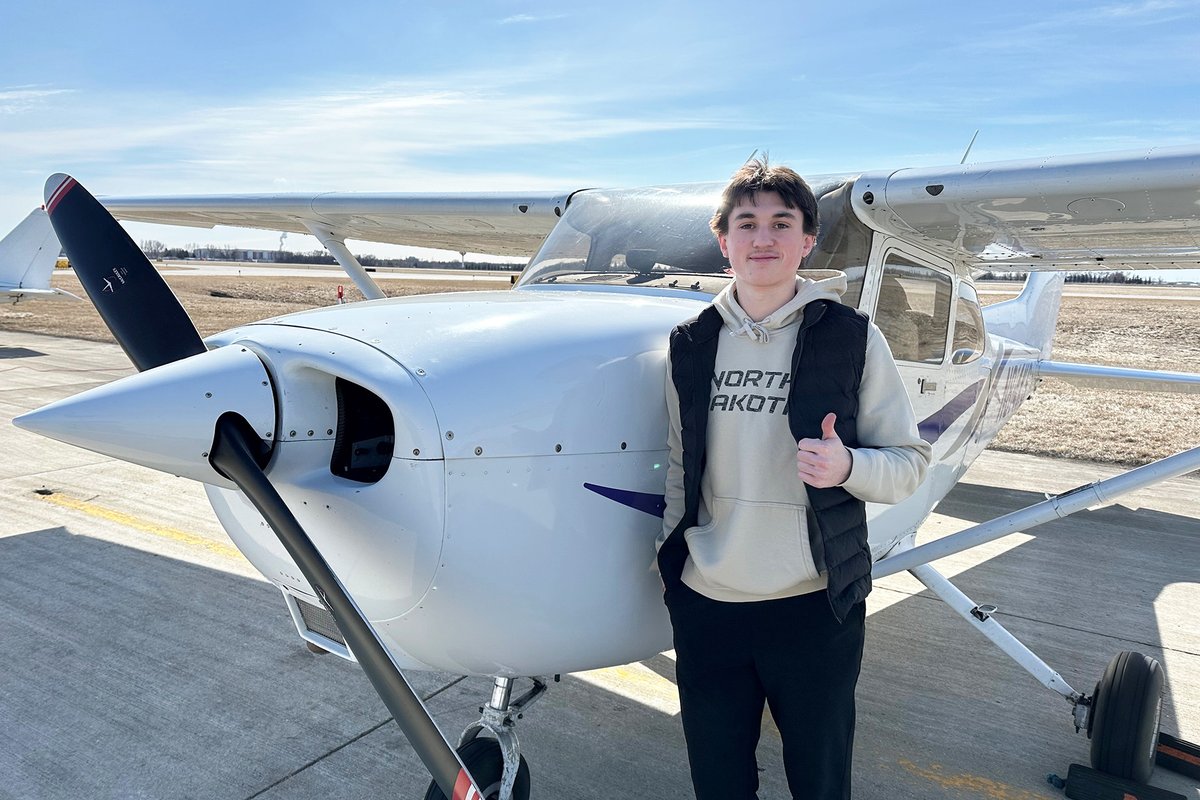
[717,232,728,258]
[801,233,816,257]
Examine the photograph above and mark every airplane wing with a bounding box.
[100,191,575,258]
[98,146,1200,268]
[851,145,1200,270]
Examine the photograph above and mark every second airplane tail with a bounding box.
[1,207,78,303]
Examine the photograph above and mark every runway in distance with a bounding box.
[15,144,1200,800]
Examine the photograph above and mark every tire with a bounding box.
[422,737,531,800]
[1088,650,1164,783]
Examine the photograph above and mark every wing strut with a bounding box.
[303,221,387,301]
[876,445,1199,734]
[907,562,1079,702]
[873,443,1200,579]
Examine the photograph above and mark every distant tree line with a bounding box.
[139,239,517,271]
[140,240,193,260]
[976,270,1161,284]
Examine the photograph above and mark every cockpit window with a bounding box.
[951,282,985,364]
[873,254,952,364]
[517,178,864,298]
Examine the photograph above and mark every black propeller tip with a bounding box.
[41,173,207,372]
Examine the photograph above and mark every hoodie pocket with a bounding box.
[684,496,819,595]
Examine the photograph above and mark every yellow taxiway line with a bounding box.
[35,489,246,563]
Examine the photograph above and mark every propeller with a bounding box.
[43,174,205,371]
[42,174,483,798]
[209,414,479,799]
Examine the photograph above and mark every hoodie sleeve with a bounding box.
[657,348,686,552]
[840,324,932,503]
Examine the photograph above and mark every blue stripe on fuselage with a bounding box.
[917,380,984,444]
[584,482,667,518]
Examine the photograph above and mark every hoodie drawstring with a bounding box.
[730,317,771,343]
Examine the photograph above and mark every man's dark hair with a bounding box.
[710,158,819,237]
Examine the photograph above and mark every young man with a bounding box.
[656,160,931,799]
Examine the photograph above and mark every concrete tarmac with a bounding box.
[1,331,1196,800]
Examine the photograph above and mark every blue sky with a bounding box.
[2,0,1199,259]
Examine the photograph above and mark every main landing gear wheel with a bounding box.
[1087,650,1164,783]
[422,737,531,800]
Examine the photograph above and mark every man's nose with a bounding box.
[752,227,775,246]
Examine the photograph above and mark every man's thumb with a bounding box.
[821,412,839,440]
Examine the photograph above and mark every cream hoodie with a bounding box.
[658,273,931,603]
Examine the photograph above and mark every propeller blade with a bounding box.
[207,413,482,800]
[44,174,205,371]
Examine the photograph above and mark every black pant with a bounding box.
[666,584,866,800]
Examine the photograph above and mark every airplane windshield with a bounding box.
[517,185,729,293]
[517,177,866,304]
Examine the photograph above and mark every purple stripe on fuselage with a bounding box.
[584,483,667,518]
[588,381,984,517]
[917,380,984,443]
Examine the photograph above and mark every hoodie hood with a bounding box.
[714,270,848,343]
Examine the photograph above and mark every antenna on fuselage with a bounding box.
[960,130,980,164]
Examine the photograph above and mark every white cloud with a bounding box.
[1098,0,1192,18]
[0,70,731,212]
[498,13,567,24]
[0,86,73,114]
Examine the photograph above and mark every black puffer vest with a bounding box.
[658,299,870,622]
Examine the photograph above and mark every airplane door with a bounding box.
[866,246,954,457]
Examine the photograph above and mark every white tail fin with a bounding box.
[1,208,78,303]
[980,272,1065,359]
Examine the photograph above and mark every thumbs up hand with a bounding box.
[796,412,852,488]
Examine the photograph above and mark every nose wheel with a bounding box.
[423,676,547,800]
[422,738,530,800]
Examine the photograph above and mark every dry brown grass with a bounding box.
[3,273,1198,469]
[984,289,1200,467]
[0,272,505,341]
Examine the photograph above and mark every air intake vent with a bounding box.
[331,378,395,483]
[296,597,346,646]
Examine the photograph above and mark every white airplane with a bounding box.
[15,146,1200,800]
[0,207,80,304]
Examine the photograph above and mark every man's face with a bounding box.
[717,191,816,294]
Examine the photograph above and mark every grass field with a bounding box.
[3,272,1197,470]
[980,284,1200,467]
